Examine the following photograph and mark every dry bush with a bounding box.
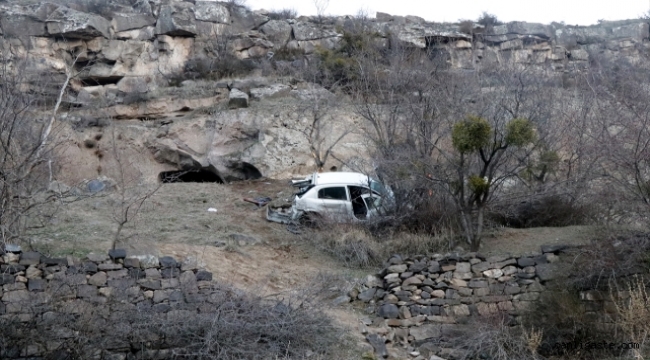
[489,194,593,228]
[267,8,298,20]
[519,279,640,359]
[0,281,343,359]
[303,223,450,269]
[611,275,650,359]
[458,20,474,35]
[183,55,256,81]
[272,46,306,62]
[567,232,650,290]
[457,314,538,360]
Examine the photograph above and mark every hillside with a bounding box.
[1,1,650,359]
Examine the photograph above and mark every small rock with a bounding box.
[88,272,107,286]
[377,304,400,319]
[108,249,127,261]
[86,252,108,263]
[132,255,159,269]
[482,269,504,278]
[228,88,249,109]
[333,295,351,306]
[28,279,46,292]
[358,288,377,302]
[366,334,388,359]
[180,257,198,271]
[159,256,178,268]
[25,266,42,279]
[195,270,212,281]
[387,264,408,273]
[98,287,113,297]
[19,251,41,266]
[123,257,140,268]
[3,244,22,254]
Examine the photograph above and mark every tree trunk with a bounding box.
[470,206,485,252]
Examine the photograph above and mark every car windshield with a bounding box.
[370,180,387,196]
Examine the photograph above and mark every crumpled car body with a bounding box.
[266,172,394,224]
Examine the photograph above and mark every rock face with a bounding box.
[0,1,647,183]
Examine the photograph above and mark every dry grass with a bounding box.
[25,181,290,257]
[611,275,650,359]
[302,223,452,268]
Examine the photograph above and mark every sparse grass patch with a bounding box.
[303,223,451,269]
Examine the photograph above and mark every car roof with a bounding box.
[312,172,372,186]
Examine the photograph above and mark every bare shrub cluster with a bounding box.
[0,282,342,359]
[303,223,451,268]
[267,8,298,20]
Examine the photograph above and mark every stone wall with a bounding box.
[350,245,570,358]
[0,247,217,359]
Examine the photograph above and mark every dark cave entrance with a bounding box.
[159,168,224,183]
[237,162,263,180]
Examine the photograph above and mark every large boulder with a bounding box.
[46,6,111,39]
[260,20,292,48]
[194,1,230,23]
[507,22,554,39]
[155,2,197,37]
[0,3,50,37]
[229,5,268,32]
[611,22,649,41]
[111,13,156,32]
[292,21,339,41]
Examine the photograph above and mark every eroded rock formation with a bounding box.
[0,0,647,183]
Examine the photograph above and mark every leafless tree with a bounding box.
[0,45,77,246]
[586,56,650,218]
[294,89,351,172]
[105,123,162,249]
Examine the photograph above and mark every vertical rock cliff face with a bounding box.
[0,0,647,182]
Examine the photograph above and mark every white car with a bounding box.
[266,172,393,224]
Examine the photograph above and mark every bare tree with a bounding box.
[578,56,650,224]
[294,90,351,172]
[105,123,162,249]
[313,0,329,25]
[0,45,77,246]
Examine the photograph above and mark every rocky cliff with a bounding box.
[1,0,648,183]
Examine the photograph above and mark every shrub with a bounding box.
[273,46,306,61]
[303,223,450,269]
[489,194,592,228]
[458,20,474,34]
[267,8,298,20]
[477,11,503,27]
[183,55,256,81]
[457,314,539,360]
[0,281,343,359]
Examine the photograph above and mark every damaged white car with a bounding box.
[266,172,394,225]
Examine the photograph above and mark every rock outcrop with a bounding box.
[0,1,647,183]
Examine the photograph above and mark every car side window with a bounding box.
[318,187,347,200]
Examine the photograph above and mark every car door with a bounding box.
[362,194,383,218]
[316,186,349,219]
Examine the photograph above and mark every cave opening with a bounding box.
[238,162,263,180]
[159,168,224,183]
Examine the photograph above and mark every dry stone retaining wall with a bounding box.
[351,245,575,359]
[0,247,217,359]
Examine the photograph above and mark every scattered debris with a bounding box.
[243,196,272,207]
[286,224,302,235]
